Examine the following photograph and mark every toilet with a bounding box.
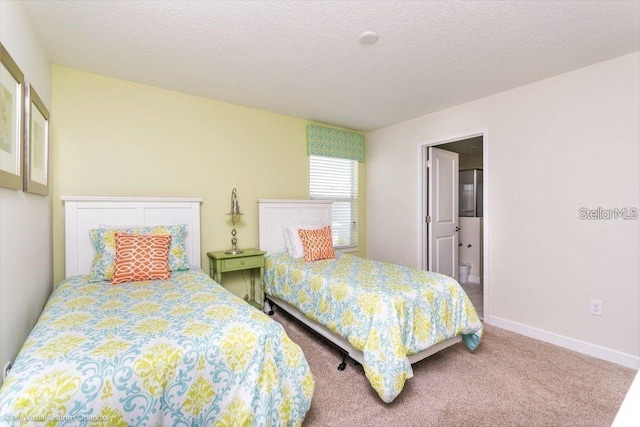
[458,262,471,283]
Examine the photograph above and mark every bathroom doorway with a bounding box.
[421,134,485,319]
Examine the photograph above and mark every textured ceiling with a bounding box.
[22,1,640,132]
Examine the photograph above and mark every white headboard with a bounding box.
[258,199,332,254]
[63,196,203,278]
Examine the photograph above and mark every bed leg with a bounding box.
[264,299,275,316]
[338,353,347,371]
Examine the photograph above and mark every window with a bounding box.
[310,155,358,249]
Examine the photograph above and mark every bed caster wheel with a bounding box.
[264,301,275,316]
[338,362,346,371]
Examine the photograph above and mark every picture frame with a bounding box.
[24,83,50,196]
[0,42,25,190]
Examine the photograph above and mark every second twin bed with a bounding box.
[258,199,483,403]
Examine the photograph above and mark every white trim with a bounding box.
[417,128,490,318]
[487,315,640,369]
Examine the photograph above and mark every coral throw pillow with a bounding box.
[111,233,172,284]
[298,226,336,262]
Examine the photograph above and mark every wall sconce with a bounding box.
[225,188,244,254]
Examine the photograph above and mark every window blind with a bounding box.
[310,155,358,249]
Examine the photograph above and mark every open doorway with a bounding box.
[421,133,486,320]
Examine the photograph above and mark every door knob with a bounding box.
[455,227,460,232]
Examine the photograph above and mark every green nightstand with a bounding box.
[207,249,266,310]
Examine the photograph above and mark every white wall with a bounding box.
[367,52,640,368]
[0,1,52,385]
[459,217,482,283]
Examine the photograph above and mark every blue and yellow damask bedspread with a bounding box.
[0,268,314,426]
[264,252,482,403]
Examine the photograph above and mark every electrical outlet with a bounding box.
[589,298,603,316]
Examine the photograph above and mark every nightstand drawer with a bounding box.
[222,256,262,271]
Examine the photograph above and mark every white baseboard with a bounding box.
[485,315,640,370]
[468,274,481,284]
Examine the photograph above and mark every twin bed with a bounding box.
[0,197,313,425]
[0,196,482,424]
[258,199,483,403]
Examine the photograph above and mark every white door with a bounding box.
[427,146,459,277]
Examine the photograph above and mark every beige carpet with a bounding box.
[271,310,635,427]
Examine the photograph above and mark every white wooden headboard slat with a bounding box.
[63,196,203,278]
[258,199,332,254]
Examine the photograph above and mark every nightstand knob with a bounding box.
[240,260,245,265]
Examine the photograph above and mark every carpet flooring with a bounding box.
[271,309,635,427]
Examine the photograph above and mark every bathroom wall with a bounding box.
[459,217,482,283]
[460,153,482,169]
[458,160,483,283]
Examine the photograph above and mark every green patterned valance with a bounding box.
[307,124,365,162]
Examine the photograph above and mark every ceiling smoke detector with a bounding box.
[359,31,379,45]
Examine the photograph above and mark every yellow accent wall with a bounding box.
[51,66,366,295]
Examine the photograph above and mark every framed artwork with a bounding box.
[0,42,24,190]
[24,84,50,195]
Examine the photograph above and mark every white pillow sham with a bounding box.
[284,221,322,258]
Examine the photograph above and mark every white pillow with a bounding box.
[284,221,322,258]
